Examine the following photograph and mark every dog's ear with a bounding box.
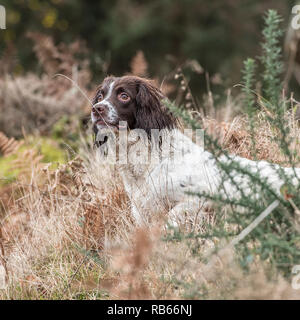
[135,79,176,135]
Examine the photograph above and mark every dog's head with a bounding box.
[91,76,177,138]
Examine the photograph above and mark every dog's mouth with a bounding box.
[94,119,127,130]
[94,134,108,148]
[93,119,128,148]
[95,119,116,127]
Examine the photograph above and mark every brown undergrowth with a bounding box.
[1,36,300,298]
[1,109,300,299]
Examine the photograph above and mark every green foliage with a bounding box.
[37,137,67,164]
[241,57,257,158]
[52,115,83,153]
[242,58,257,114]
[0,1,293,97]
[164,7,300,279]
[241,9,284,110]
[165,10,300,292]
[241,9,285,158]
[0,153,19,185]
[165,98,300,282]
[0,136,67,186]
[260,9,284,107]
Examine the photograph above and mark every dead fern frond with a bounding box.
[27,32,91,97]
[110,228,154,299]
[0,132,23,157]
[12,148,44,179]
[0,33,92,138]
[0,42,17,74]
[83,201,105,251]
[130,51,148,77]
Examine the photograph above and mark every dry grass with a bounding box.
[0,34,91,138]
[1,108,300,300]
[1,35,300,299]
[0,132,24,157]
[205,109,300,165]
[0,153,131,299]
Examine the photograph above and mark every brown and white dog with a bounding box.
[91,75,300,226]
[91,76,176,136]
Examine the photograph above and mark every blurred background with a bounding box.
[2,1,300,300]
[0,1,296,85]
[0,0,299,139]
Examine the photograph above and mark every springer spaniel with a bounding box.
[91,75,300,226]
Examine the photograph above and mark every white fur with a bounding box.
[92,81,118,126]
[119,129,300,226]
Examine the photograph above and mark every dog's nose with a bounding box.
[92,104,105,114]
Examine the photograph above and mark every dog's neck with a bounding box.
[118,128,206,182]
[118,128,173,181]
[95,127,209,188]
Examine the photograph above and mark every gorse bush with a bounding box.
[166,98,300,284]
[242,58,256,114]
[241,9,284,109]
[241,57,257,158]
[164,9,300,295]
[260,9,284,108]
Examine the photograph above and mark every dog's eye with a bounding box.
[97,93,104,101]
[118,92,130,102]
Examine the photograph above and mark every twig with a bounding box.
[230,200,280,246]
[62,255,89,296]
